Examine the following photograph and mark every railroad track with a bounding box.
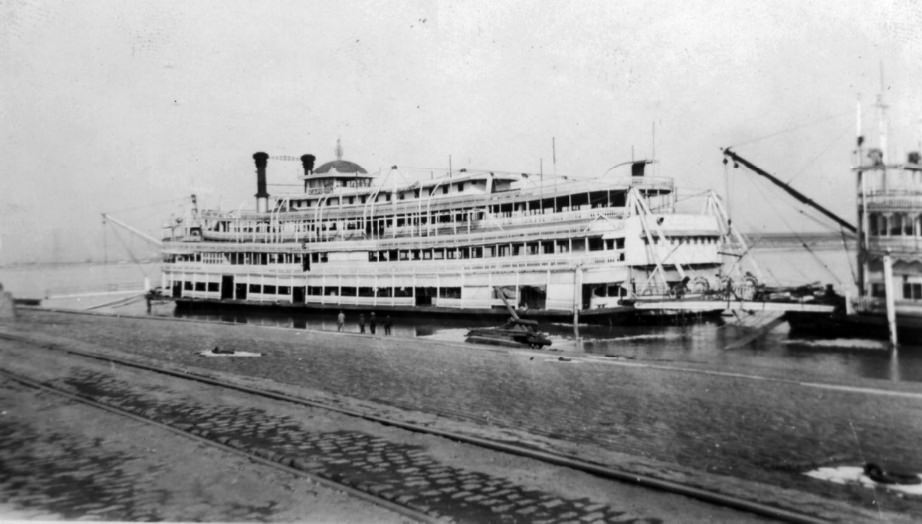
[0,331,830,523]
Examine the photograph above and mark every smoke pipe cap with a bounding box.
[300,154,316,174]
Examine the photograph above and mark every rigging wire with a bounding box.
[784,127,851,185]
[727,110,851,150]
[839,227,858,285]
[750,176,842,285]
[107,225,150,279]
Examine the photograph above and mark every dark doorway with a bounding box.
[292,286,305,304]
[519,285,547,310]
[172,281,182,298]
[221,275,234,299]
[414,287,436,306]
[235,283,247,300]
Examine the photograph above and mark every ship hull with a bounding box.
[785,311,922,343]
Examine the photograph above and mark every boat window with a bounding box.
[308,286,322,295]
[903,283,922,300]
[433,249,444,260]
[411,249,421,260]
[472,246,483,258]
[249,284,260,293]
[369,252,378,262]
[359,287,374,297]
[399,250,409,261]
[889,214,903,236]
[341,287,357,297]
[263,285,276,294]
[423,250,432,260]
[439,287,461,299]
[377,287,393,297]
[195,282,206,291]
[184,281,193,291]
[279,286,290,295]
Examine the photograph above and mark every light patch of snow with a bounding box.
[805,466,922,496]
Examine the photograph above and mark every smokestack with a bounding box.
[300,154,316,176]
[253,152,269,213]
[631,161,646,177]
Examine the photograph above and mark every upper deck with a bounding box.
[164,158,683,245]
[857,151,922,261]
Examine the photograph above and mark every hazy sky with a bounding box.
[2,0,921,263]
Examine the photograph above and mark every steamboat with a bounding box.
[159,142,740,322]
[766,92,922,344]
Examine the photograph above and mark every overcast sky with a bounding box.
[2,0,921,263]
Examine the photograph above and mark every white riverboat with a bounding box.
[160,144,737,322]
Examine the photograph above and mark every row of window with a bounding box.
[367,238,625,262]
[869,282,922,300]
[169,234,717,267]
[213,190,631,235]
[177,281,462,299]
[868,212,922,237]
[167,252,324,265]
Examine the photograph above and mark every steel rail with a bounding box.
[0,366,440,524]
[0,331,831,524]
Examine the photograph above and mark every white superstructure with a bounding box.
[160,147,728,320]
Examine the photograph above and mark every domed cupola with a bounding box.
[301,139,374,192]
[313,139,367,175]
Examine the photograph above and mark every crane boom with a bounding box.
[101,213,163,247]
[721,148,856,234]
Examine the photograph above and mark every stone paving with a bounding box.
[0,377,397,522]
[3,309,921,521]
[45,367,665,522]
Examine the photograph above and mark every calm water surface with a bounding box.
[2,247,920,383]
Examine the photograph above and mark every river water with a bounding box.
[2,245,920,383]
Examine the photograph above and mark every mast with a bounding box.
[721,148,857,234]
[856,95,868,296]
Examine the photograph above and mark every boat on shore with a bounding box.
[159,141,744,323]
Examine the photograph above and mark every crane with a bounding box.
[101,213,163,247]
[721,148,856,234]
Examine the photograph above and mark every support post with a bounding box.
[883,252,898,349]
[573,265,583,340]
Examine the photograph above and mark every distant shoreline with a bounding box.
[0,259,161,270]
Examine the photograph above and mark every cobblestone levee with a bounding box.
[40,368,665,522]
[5,309,922,517]
[0,378,397,522]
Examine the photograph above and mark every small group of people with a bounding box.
[336,310,393,335]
